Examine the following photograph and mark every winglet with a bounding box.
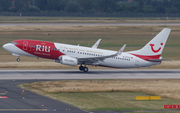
[116,44,126,55]
[92,39,102,49]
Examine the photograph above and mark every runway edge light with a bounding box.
[136,96,161,100]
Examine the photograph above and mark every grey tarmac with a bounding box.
[0,23,180,26]
[0,80,88,113]
[0,69,179,80]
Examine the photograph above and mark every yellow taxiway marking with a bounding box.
[0,93,6,95]
[136,96,161,100]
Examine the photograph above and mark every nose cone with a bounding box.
[3,43,9,50]
[3,43,13,52]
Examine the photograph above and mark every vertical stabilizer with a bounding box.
[129,28,171,56]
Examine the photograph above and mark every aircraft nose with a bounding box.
[3,43,11,50]
[3,43,8,49]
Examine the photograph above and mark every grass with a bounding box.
[19,79,180,111]
[1,16,180,23]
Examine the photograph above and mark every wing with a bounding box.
[78,44,126,65]
[92,39,102,49]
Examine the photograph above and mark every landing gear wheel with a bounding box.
[83,67,88,72]
[79,66,84,71]
[17,58,20,62]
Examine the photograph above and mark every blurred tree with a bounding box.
[0,0,179,14]
[168,7,179,13]
[19,7,27,12]
[65,0,80,13]
[27,6,40,12]
[0,0,11,12]
[78,0,94,12]
[11,0,28,12]
[172,0,180,13]
[151,0,159,9]
[127,4,138,12]
[47,0,60,11]
[34,0,48,10]
[55,0,68,11]
[138,0,144,12]
[155,5,166,13]
[97,0,117,13]
[144,0,152,5]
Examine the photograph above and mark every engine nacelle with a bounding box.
[55,56,78,66]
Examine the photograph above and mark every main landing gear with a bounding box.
[16,57,20,62]
[79,64,88,72]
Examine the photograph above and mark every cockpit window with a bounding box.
[10,42,17,45]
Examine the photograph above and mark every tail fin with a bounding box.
[129,28,171,57]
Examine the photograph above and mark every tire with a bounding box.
[83,67,88,72]
[17,58,20,62]
[79,66,84,71]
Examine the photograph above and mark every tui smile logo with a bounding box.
[150,43,163,53]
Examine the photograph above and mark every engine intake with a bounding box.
[55,56,78,66]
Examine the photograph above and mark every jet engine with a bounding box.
[55,55,78,66]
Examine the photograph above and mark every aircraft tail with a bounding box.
[128,28,171,60]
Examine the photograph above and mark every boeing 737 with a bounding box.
[3,28,171,72]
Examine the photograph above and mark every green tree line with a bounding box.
[0,0,179,13]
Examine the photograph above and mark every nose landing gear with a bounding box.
[79,64,88,72]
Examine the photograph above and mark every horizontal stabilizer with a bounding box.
[148,59,173,62]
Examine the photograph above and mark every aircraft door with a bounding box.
[23,41,28,50]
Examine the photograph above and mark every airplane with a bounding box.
[3,28,171,72]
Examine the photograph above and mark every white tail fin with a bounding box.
[129,28,171,56]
